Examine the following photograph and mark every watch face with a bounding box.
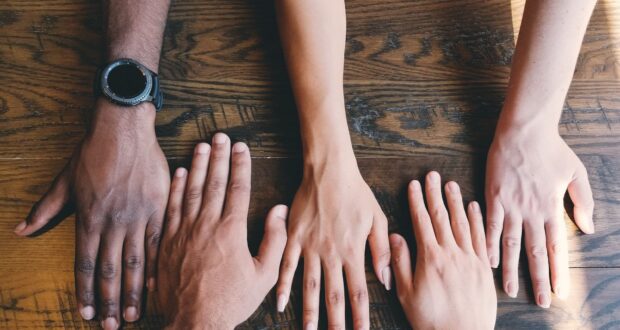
[107,63,147,98]
[101,59,153,106]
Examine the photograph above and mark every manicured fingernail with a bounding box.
[489,255,499,268]
[538,292,551,308]
[382,267,392,291]
[213,132,227,144]
[14,221,26,234]
[233,142,247,153]
[175,167,187,177]
[147,277,156,292]
[305,322,315,330]
[276,293,288,312]
[102,317,118,330]
[124,306,138,322]
[505,280,517,298]
[428,171,439,183]
[79,306,95,320]
[196,143,209,154]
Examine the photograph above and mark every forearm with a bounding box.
[92,0,171,131]
[498,0,597,135]
[275,0,354,165]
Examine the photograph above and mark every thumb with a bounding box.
[15,165,71,236]
[369,211,392,291]
[567,164,595,234]
[255,205,289,286]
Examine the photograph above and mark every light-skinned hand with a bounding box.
[485,129,594,307]
[390,171,496,330]
[157,133,288,329]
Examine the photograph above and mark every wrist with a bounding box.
[88,98,157,139]
[495,104,560,140]
[166,312,234,330]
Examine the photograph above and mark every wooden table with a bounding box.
[1,0,619,328]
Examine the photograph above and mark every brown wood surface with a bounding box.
[0,0,619,329]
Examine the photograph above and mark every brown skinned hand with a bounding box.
[14,99,170,329]
[390,172,496,330]
[157,134,288,329]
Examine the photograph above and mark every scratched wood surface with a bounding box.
[0,0,619,329]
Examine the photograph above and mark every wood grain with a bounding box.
[1,0,619,328]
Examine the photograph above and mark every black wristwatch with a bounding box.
[94,58,163,111]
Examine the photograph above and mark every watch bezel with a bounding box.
[100,59,153,107]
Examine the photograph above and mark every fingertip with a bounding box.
[271,204,289,221]
[427,171,440,183]
[79,305,95,320]
[445,181,460,193]
[195,142,210,154]
[276,293,288,313]
[232,142,248,153]
[13,221,27,235]
[174,167,187,178]
[212,132,229,145]
[147,278,156,292]
[389,233,404,248]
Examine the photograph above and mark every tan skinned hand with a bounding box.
[275,156,391,330]
[485,130,594,307]
[157,133,288,329]
[390,171,497,330]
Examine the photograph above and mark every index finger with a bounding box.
[408,180,437,250]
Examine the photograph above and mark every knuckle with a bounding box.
[487,220,502,233]
[430,208,448,221]
[228,181,250,194]
[166,206,179,220]
[99,261,117,280]
[302,308,316,319]
[327,290,344,306]
[503,237,520,249]
[304,277,319,291]
[75,257,96,275]
[185,189,202,201]
[101,298,118,311]
[124,255,143,270]
[124,290,141,304]
[147,227,162,248]
[529,245,547,259]
[78,290,95,304]
[328,324,345,330]
[350,288,368,303]
[282,258,296,272]
[206,178,227,192]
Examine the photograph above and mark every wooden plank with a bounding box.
[1,156,618,272]
[0,0,618,159]
[1,266,620,329]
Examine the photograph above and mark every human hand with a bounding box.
[157,134,288,329]
[390,172,496,330]
[275,153,391,330]
[14,99,170,328]
[485,129,594,307]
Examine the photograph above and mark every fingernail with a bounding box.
[79,306,95,320]
[276,293,288,312]
[125,306,139,322]
[305,322,315,330]
[409,180,421,191]
[14,221,27,234]
[505,280,517,298]
[175,167,187,177]
[489,255,499,268]
[428,171,439,183]
[274,205,288,219]
[382,267,392,291]
[447,181,459,192]
[147,277,156,292]
[233,142,247,153]
[102,317,118,330]
[196,143,209,154]
[538,292,551,308]
[213,132,227,144]
[470,201,480,212]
